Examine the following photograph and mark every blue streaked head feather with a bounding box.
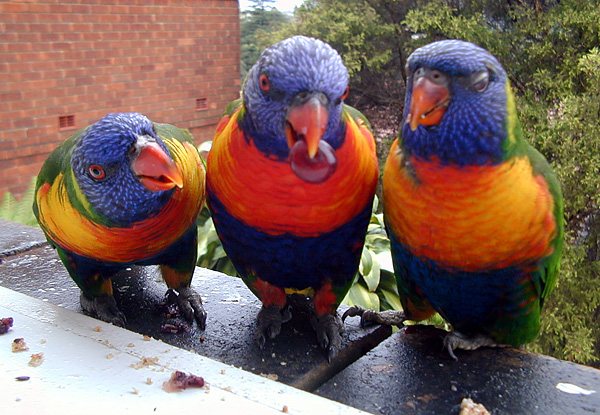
[71,112,173,226]
[402,39,509,166]
[242,35,349,159]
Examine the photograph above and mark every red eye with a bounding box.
[340,86,350,101]
[259,74,270,91]
[88,165,105,180]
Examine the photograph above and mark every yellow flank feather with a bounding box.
[37,138,205,263]
[505,82,518,145]
[383,140,557,272]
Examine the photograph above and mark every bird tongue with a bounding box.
[290,140,337,184]
[132,141,183,192]
[286,94,336,183]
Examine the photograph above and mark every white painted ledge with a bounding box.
[0,286,369,415]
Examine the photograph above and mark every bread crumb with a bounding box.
[29,353,44,367]
[40,339,47,344]
[127,343,135,347]
[260,373,279,381]
[459,398,491,415]
[220,369,226,375]
[130,356,159,369]
[107,353,114,359]
[143,335,151,341]
[282,405,289,413]
[93,326,102,332]
[12,338,29,352]
[146,377,153,385]
[130,387,140,395]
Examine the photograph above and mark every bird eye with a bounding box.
[414,67,425,79]
[88,165,106,180]
[259,74,270,91]
[472,70,490,92]
[340,86,350,101]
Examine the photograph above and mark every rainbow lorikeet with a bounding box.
[33,113,207,328]
[206,36,379,357]
[344,40,563,359]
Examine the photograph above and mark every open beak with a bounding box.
[132,136,183,192]
[409,76,450,131]
[286,92,329,159]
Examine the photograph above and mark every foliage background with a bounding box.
[2,0,599,367]
[240,0,600,366]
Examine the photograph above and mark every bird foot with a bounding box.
[80,294,126,327]
[310,312,344,362]
[342,305,407,327]
[168,287,207,330]
[443,331,509,361]
[256,304,292,349]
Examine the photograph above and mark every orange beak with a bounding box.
[132,139,183,192]
[409,76,450,131]
[286,93,329,159]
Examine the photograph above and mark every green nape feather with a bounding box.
[153,122,195,146]
[343,104,373,131]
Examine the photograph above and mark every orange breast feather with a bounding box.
[207,108,378,237]
[37,140,205,263]
[383,139,556,272]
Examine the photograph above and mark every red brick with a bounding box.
[0,0,240,199]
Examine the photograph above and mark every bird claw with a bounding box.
[342,305,369,327]
[256,305,290,348]
[311,312,344,362]
[80,294,126,326]
[170,287,207,330]
[443,331,504,361]
[342,305,406,328]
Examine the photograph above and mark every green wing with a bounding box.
[527,143,564,305]
[343,104,373,133]
[222,97,243,118]
[504,85,564,305]
[32,126,88,221]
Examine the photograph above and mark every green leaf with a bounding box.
[198,140,213,154]
[363,249,381,292]
[0,177,39,227]
[359,246,373,277]
[342,282,380,311]
[379,288,403,312]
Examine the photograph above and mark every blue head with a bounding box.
[71,113,183,227]
[242,35,350,160]
[402,40,509,166]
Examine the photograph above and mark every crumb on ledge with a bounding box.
[29,352,44,367]
[12,338,29,352]
[1,317,14,334]
[459,398,491,415]
[162,371,205,393]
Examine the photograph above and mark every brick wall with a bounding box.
[0,0,241,198]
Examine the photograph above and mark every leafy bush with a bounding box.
[253,0,600,365]
[0,177,39,227]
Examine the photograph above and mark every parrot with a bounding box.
[206,36,379,358]
[344,40,563,359]
[33,112,207,329]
